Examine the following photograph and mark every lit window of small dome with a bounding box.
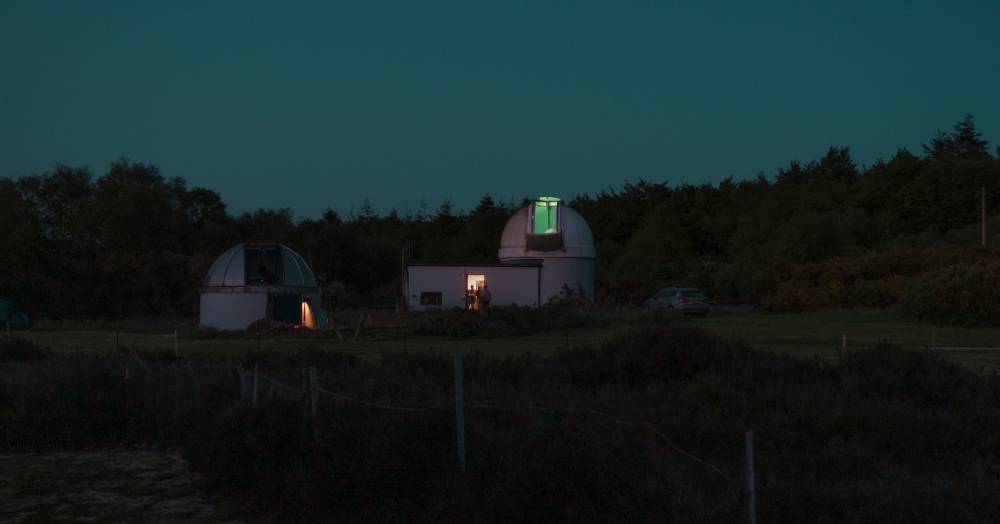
[499,198,596,260]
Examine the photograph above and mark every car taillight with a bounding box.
[678,297,687,303]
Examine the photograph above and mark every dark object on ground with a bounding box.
[0,336,53,362]
[246,319,295,335]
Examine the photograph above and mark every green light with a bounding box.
[533,198,560,233]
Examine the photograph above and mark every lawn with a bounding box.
[693,309,1000,372]
[20,308,1000,372]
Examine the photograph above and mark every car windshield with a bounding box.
[680,290,705,298]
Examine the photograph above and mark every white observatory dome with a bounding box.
[203,243,318,289]
[498,198,596,260]
[200,243,324,331]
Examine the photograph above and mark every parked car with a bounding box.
[644,288,709,316]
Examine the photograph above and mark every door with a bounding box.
[272,293,302,324]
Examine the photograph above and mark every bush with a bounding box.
[409,303,611,338]
[0,336,54,361]
[898,258,1000,326]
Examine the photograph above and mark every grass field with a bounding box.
[696,309,1000,372]
[21,308,1000,371]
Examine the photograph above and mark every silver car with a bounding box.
[645,287,709,316]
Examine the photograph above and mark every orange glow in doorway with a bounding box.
[301,300,316,329]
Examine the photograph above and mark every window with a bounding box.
[532,198,560,234]
[420,292,443,306]
[680,290,706,298]
[245,246,283,285]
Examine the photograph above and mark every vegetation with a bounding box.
[4,324,1000,522]
[2,115,999,326]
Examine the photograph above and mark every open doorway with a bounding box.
[466,274,485,310]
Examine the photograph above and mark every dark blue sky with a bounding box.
[2,1,998,218]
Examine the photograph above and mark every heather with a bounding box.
[3,324,1000,522]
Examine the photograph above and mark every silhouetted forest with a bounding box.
[2,115,999,324]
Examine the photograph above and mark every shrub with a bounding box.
[898,259,1000,326]
[0,336,54,361]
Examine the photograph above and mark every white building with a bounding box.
[199,243,326,330]
[406,197,596,310]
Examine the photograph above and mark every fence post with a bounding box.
[454,348,466,473]
[301,367,308,432]
[309,365,319,442]
[174,329,178,358]
[253,364,259,405]
[746,430,756,524]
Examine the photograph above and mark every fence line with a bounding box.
[232,363,738,484]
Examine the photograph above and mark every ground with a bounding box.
[21,308,1000,371]
[0,452,245,523]
[9,308,1000,520]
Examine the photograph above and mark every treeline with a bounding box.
[2,115,999,322]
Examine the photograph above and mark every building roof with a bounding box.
[202,243,318,289]
[498,199,596,260]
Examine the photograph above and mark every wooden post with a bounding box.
[454,349,466,473]
[309,365,319,441]
[174,329,178,358]
[301,368,308,431]
[253,364,259,405]
[746,430,756,524]
[353,313,364,341]
[124,363,130,412]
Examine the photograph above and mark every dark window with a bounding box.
[271,293,301,324]
[245,246,284,285]
[420,292,443,306]
[681,290,706,298]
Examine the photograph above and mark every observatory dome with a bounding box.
[202,243,318,290]
[498,198,596,260]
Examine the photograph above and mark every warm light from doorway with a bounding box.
[301,300,316,329]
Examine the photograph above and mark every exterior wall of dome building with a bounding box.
[497,197,596,303]
[199,243,326,331]
[405,197,595,310]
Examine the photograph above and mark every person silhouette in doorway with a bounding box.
[479,284,492,309]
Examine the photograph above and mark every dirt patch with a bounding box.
[0,452,249,523]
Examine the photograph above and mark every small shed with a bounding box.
[199,243,326,331]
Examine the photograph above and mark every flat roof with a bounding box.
[406,261,542,268]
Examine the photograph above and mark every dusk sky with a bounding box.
[2,1,998,219]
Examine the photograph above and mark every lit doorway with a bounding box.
[466,274,485,310]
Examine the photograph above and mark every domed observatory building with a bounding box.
[200,244,326,330]
[498,196,596,302]
[406,197,595,310]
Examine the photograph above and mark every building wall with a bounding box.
[200,292,268,331]
[407,265,540,310]
[539,257,595,304]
